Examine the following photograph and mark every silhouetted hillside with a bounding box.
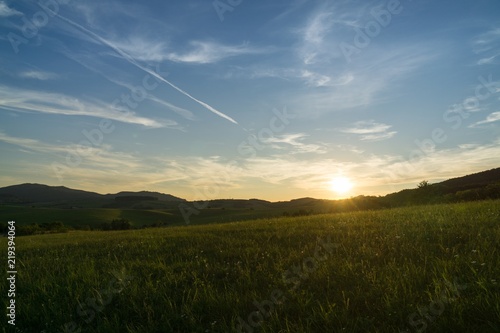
[0,167,498,213]
[0,184,184,206]
[382,167,500,206]
[0,183,102,204]
[438,168,500,193]
[109,191,185,202]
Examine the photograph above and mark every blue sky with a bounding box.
[0,0,499,201]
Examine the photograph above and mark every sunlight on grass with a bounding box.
[2,200,499,332]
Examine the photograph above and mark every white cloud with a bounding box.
[59,49,197,122]
[300,70,331,87]
[472,28,500,54]
[473,28,500,66]
[0,132,62,153]
[340,120,397,141]
[288,44,437,115]
[0,86,170,128]
[477,53,500,65]
[52,12,239,124]
[109,36,169,62]
[469,111,500,127]
[0,131,139,170]
[341,121,391,135]
[264,133,327,154]
[295,2,376,66]
[0,1,21,17]
[299,12,334,64]
[0,132,191,191]
[166,41,269,64]
[359,131,397,141]
[106,37,269,64]
[19,70,58,80]
[244,67,352,88]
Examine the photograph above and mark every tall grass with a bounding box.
[1,200,499,332]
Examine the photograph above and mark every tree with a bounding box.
[417,180,430,188]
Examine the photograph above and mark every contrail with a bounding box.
[53,12,238,125]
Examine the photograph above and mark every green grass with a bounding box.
[0,205,283,229]
[0,206,177,228]
[1,200,499,332]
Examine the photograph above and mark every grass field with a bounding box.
[0,205,281,229]
[0,206,177,228]
[1,200,500,332]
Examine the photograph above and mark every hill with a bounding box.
[0,183,102,204]
[108,191,185,202]
[0,167,499,229]
[383,167,500,206]
[0,183,184,207]
[438,167,500,192]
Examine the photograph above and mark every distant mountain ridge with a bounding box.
[0,183,184,204]
[108,191,184,202]
[0,167,499,206]
[0,184,102,203]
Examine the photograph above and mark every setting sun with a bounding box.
[329,176,354,195]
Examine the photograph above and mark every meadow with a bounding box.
[1,200,499,332]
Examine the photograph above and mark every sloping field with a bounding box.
[1,200,499,332]
[0,206,177,228]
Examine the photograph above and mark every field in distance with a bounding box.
[1,200,499,333]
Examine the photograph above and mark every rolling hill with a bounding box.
[0,167,499,229]
[0,183,184,206]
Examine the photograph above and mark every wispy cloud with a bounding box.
[105,38,270,64]
[57,49,197,122]
[52,11,239,124]
[108,36,169,62]
[166,41,269,64]
[299,11,335,64]
[0,132,191,192]
[19,70,58,80]
[0,1,21,17]
[340,120,397,141]
[147,95,197,121]
[469,111,500,127]
[477,53,500,65]
[472,28,500,54]
[243,140,500,196]
[0,132,66,154]
[2,132,500,200]
[473,28,500,65]
[289,43,437,115]
[0,86,168,128]
[0,131,137,169]
[299,70,331,87]
[264,133,327,154]
[296,3,370,65]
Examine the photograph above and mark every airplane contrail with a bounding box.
[52,12,238,125]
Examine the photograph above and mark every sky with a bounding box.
[0,0,499,201]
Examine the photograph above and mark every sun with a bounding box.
[329,176,354,195]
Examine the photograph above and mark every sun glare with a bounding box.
[329,176,354,195]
